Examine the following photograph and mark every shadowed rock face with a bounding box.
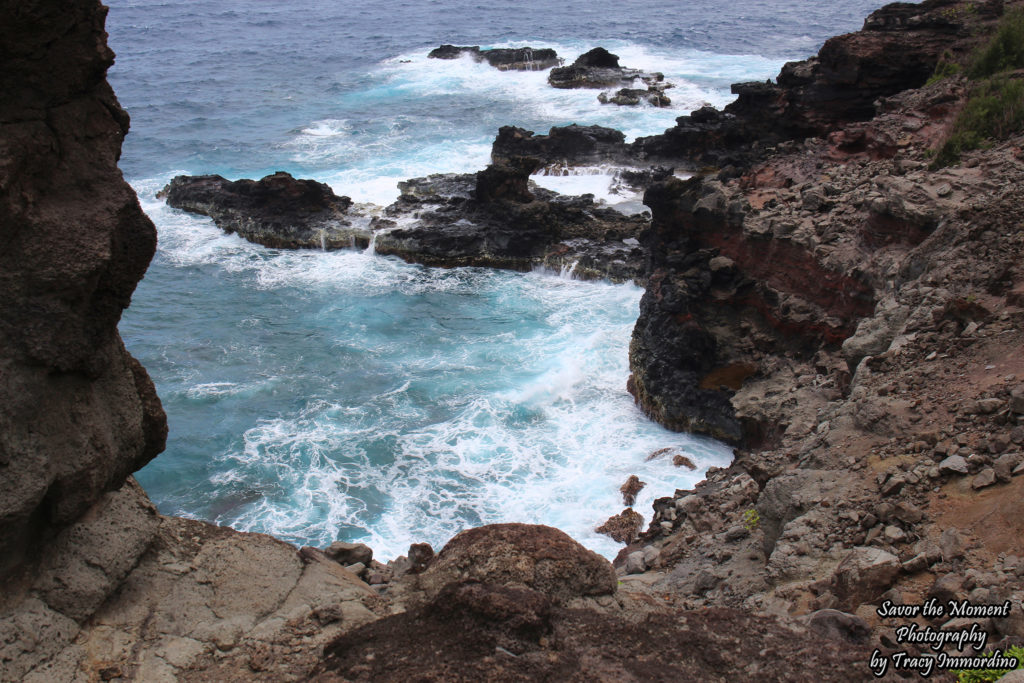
[0,0,167,578]
[548,47,665,89]
[318,602,876,682]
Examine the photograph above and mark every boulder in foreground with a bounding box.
[413,523,618,603]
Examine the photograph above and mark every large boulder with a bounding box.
[414,523,617,603]
[830,547,901,610]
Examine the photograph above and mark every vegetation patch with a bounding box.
[933,76,1024,167]
[954,644,1024,682]
[931,9,1024,167]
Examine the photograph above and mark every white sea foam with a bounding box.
[130,79,738,559]
[278,41,789,205]
[138,217,735,558]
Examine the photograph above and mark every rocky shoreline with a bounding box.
[3,0,1024,680]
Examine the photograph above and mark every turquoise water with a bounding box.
[109,0,891,557]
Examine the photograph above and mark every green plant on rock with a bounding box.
[927,50,963,85]
[969,8,1024,78]
[931,9,1024,167]
[955,645,1024,682]
[742,508,760,532]
[932,76,1024,167]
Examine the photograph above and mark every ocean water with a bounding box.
[109,0,889,558]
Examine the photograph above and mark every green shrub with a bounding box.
[955,645,1024,682]
[742,508,760,531]
[928,50,964,85]
[932,76,1024,167]
[969,9,1024,78]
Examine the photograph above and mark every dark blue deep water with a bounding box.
[109,0,892,557]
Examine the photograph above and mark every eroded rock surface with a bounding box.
[410,523,618,604]
[0,0,167,583]
[370,161,649,279]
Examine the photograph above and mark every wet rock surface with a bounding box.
[428,44,561,71]
[160,172,370,249]
[369,161,650,280]
[0,0,167,593]
[548,47,666,90]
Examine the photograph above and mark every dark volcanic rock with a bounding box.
[0,0,167,580]
[596,508,644,544]
[491,124,632,168]
[370,159,649,280]
[428,44,561,71]
[574,47,620,68]
[627,174,876,445]
[318,603,878,682]
[160,172,369,249]
[599,86,672,107]
[634,0,1003,168]
[548,46,665,89]
[428,44,479,59]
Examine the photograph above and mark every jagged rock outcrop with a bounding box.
[160,172,370,249]
[633,0,1004,168]
[491,124,634,168]
[428,44,561,70]
[489,1,1003,173]
[617,14,1024,650]
[370,160,648,279]
[598,85,672,107]
[548,47,665,89]
[627,170,878,444]
[161,159,650,281]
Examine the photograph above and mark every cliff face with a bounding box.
[626,0,1007,447]
[618,0,1024,651]
[0,0,166,579]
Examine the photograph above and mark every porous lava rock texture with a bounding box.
[0,0,167,581]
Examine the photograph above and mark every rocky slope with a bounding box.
[612,0,1024,672]
[3,0,1024,681]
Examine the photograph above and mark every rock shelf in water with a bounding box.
[163,160,651,282]
[428,44,562,70]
